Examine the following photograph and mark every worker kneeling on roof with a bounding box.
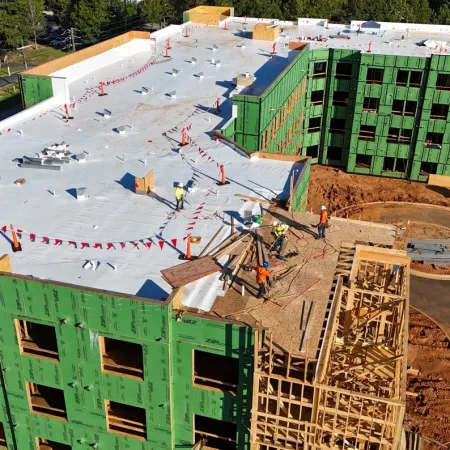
[272,220,289,256]
[253,262,272,299]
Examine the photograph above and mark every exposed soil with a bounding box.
[307,165,450,215]
[406,308,450,449]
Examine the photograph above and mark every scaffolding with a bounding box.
[250,244,410,450]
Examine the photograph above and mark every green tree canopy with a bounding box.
[71,0,109,43]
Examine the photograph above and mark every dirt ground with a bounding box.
[406,308,450,448]
[307,165,450,214]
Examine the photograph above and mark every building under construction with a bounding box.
[0,8,416,450]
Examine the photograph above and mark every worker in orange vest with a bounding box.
[317,205,328,239]
[253,262,272,298]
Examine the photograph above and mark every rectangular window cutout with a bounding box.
[308,117,321,132]
[306,145,319,158]
[312,62,327,77]
[36,437,71,450]
[358,125,376,141]
[335,62,352,78]
[356,154,372,168]
[396,70,409,86]
[420,161,438,175]
[383,157,395,171]
[396,158,408,173]
[410,71,422,87]
[329,118,345,133]
[436,73,450,90]
[405,101,417,116]
[0,423,6,449]
[106,400,146,440]
[425,132,443,147]
[27,382,67,421]
[387,127,400,143]
[362,97,379,112]
[15,320,59,361]
[332,91,348,106]
[327,147,342,160]
[194,350,239,395]
[310,90,324,105]
[99,336,144,380]
[392,99,404,115]
[430,103,449,120]
[400,129,412,144]
[366,68,384,84]
[194,415,237,450]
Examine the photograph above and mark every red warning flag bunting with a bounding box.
[186,227,194,231]
[17,229,23,233]
[30,234,36,241]
[54,239,62,246]
[42,236,49,244]
[158,240,164,250]
[106,243,115,250]
[1,226,7,233]
[132,242,139,249]
[81,242,89,249]
[183,236,189,241]
[93,243,102,249]
[171,239,177,247]
[145,241,152,249]
[192,216,199,220]
[120,242,126,249]
[68,241,76,246]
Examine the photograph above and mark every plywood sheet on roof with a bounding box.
[161,256,222,288]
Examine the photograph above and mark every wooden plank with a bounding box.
[0,255,11,273]
[198,225,225,257]
[428,174,450,188]
[250,152,308,163]
[160,256,222,288]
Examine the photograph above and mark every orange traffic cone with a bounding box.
[185,238,192,260]
[64,104,73,120]
[224,21,228,30]
[217,164,229,186]
[10,224,22,253]
[180,130,187,147]
[99,81,108,97]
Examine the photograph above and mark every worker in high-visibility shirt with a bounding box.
[253,262,272,299]
[317,205,328,239]
[175,183,184,211]
[272,220,289,256]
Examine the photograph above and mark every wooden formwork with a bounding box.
[250,244,410,450]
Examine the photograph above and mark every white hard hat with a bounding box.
[272,220,279,226]
[321,205,326,210]
[178,183,183,187]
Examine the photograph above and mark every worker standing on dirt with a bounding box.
[317,205,328,239]
[272,221,289,256]
[253,262,272,299]
[175,183,184,211]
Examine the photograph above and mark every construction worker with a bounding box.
[254,262,272,299]
[272,220,289,255]
[175,183,184,211]
[317,205,328,239]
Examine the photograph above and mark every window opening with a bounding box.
[106,400,146,440]
[27,382,67,421]
[15,320,59,361]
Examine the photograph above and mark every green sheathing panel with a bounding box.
[221,118,236,140]
[183,11,190,22]
[0,275,254,449]
[233,48,309,154]
[291,159,311,212]
[19,75,53,109]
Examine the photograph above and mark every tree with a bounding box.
[0,0,33,48]
[142,0,164,24]
[71,0,108,43]
[434,2,450,23]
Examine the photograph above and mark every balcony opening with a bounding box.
[310,90,324,105]
[425,132,443,148]
[410,71,422,87]
[194,350,239,395]
[436,73,450,90]
[307,117,321,132]
[387,127,400,143]
[106,400,146,440]
[332,91,348,106]
[383,157,395,171]
[36,437,71,450]
[15,320,59,361]
[99,336,144,380]
[362,97,379,113]
[312,62,327,78]
[358,125,376,141]
[194,415,237,450]
[335,62,352,78]
[430,103,449,120]
[396,70,408,86]
[327,147,342,160]
[0,423,6,449]
[405,101,417,116]
[329,118,345,134]
[391,99,404,115]
[356,154,372,168]
[306,145,319,158]
[400,129,412,144]
[366,67,384,84]
[27,382,67,421]
[420,161,438,175]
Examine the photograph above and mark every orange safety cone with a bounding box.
[180,130,187,147]
[271,42,277,55]
[167,38,172,50]
[10,224,22,253]
[367,41,372,53]
[224,21,228,30]
[99,81,108,97]
[64,104,73,120]
[164,46,170,58]
[185,238,192,260]
[216,98,221,114]
[217,164,229,186]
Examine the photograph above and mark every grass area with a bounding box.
[9,45,67,67]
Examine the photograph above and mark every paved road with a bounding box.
[410,275,450,338]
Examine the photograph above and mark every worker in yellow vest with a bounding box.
[175,183,184,211]
[272,220,289,256]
